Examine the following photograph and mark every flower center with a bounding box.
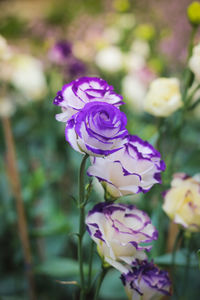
[100,111,109,121]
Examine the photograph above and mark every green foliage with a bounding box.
[155,249,199,267]
[35,258,81,277]
[99,269,126,299]
[0,16,26,38]
[197,249,200,268]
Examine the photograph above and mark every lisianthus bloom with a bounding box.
[120,260,171,300]
[86,203,158,273]
[144,78,182,117]
[87,135,165,197]
[189,44,200,82]
[54,77,123,122]
[65,101,128,156]
[163,173,200,232]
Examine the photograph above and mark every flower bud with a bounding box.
[187,2,200,26]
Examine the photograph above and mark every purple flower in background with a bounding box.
[68,58,86,78]
[53,77,124,122]
[65,101,128,156]
[121,260,171,300]
[86,202,158,273]
[87,135,165,197]
[49,40,72,64]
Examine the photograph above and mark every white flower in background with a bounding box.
[0,35,12,61]
[131,39,150,59]
[10,54,47,101]
[122,67,156,113]
[144,78,182,117]
[163,173,200,232]
[0,35,13,82]
[124,53,146,73]
[189,43,200,81]
[103,27,122,44]
[95,46,124,73]
[122,75,147,112]
[86,203,158,273]
[117,13,136,30]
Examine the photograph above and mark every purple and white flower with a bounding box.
[53,77,124,122]
[120,260,171,300]
[65,101,128,156]
[86,203,158,273]
[87,135,165,197]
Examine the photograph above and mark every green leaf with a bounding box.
[155,249,199,267]
[99,269,126,299]
[197,249,200,268]
[34,258,80,277]
[30,222,69,237]
[34,258,99,278]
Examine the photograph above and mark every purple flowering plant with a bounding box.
[48,40,86,80]
[53,76,171,300]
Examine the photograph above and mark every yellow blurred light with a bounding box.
[113,0,130,12]
[148,58,163,73]
[135,24,155,41]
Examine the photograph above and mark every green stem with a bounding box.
[171,228,183,298]
[183,234,192,299]
[188,97,200,110]
[87,240,94,290]
[182,26,197,103]
[172,229,183,266]
[94,268,107,300]
[182,26,198,103]
[156,117,164,154]
[185,84,200,108]
[182,69,192,103]
[78,154,89,299]
[188,26,198,59]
